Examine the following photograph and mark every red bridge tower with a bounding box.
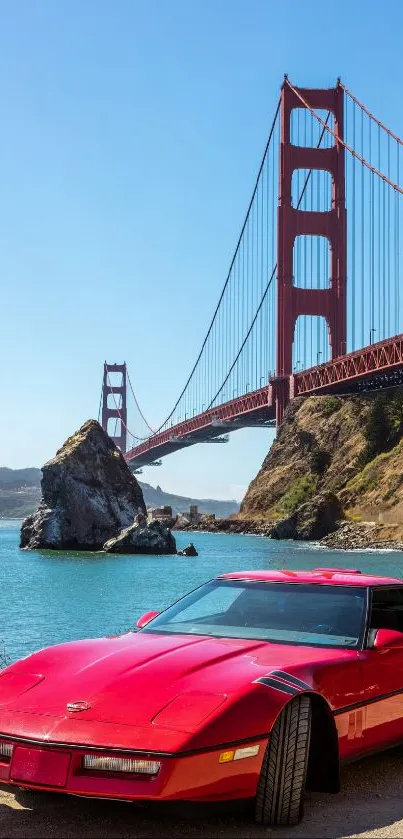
[274,79,347,423]
[101,362,127,453]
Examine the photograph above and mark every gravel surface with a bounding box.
[2,747,403,838]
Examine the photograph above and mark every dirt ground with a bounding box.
[2,747,403,838]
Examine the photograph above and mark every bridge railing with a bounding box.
[125,385,273,461]
[295,333,403,395]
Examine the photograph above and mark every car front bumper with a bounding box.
[0,736,267,802]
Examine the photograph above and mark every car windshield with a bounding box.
[140,580,367,648]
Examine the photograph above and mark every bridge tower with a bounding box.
[274,79,346,423]
[101,362,127,453]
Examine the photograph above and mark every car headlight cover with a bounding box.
[0,741,13,759]
[83,755,160,774]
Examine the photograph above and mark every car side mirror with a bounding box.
[136,610,160,629]
[374,628,403,650]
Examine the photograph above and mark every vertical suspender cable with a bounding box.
[361,107,365,349]
[378,125,382,339]
[397,143,400,334]
[351,95,356,350]
[387,134,391,338]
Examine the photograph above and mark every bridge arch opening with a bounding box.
[107,393,122,410]
[107,417,122,438]
[291,108,335,148]
[293,234,330,289]
[293,315,330,373]
[292,170,332,212]
[105,370,124,388]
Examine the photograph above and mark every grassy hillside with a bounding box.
[241,389,403,539]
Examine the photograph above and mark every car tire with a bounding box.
[255,694,311,826]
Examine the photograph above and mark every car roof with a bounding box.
[218,568,403,587]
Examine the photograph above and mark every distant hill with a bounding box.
[0,468,42,518]
[0,468,239,520]
[0,467,42,489]
[139,482,239,518]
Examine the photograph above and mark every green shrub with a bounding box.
[272,474,317,517]
[359,391,403,467]
[361,395,390,465]
[345,450,390,495]
[321,396,341,417]
[389,394,403,440]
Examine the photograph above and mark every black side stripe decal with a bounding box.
[271,670,311,691]
[255,677,298,696]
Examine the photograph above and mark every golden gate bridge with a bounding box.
[98,78,403,471]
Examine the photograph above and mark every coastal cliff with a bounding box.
[196,389,403,549]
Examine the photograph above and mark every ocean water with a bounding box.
[1,520,403,663]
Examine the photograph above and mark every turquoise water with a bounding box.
[2,520,403,664]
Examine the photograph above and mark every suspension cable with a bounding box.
[141,96,282,435]
[112,99,332,444]
[126,369,156,434]
[127,102,328,437]
[206,265,276,407]
[206,112,331,409]
[286,79,403,195]
[340,82,403,147]
[97,374,103,423]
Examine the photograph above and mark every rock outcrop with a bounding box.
[177,542,198,556]
[103,518,176,555]
[320,522,403,551]
[20,420,146,551]
[236,388,403,547]
[241,395,368,519]
[270,493,343,541]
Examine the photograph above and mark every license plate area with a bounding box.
[11,746,71,787]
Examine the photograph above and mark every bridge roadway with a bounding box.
[125,332,403,469]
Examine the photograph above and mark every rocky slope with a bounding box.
[21,421,148,551]
[237,389,403,548]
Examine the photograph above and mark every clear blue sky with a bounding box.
[1,0,402,501]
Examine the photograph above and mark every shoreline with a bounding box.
[174,517,403,552]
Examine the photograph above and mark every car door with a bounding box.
[359,586,403,750]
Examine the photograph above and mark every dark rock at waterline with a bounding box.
[320,521,403,551]
[177,542,198,556]
[103,518,176,555]
[270,492,344,541]
[20,420,146,551]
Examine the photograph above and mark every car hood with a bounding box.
[0,631,353,747]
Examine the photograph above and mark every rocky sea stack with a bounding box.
[104,516,177,555]
[20,420,175,554]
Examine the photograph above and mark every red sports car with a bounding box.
[1,567,403,825]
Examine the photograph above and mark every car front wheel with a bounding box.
[255,694,311,826]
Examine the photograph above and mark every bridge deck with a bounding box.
[125,333,403,469]
[125,389,275,468]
